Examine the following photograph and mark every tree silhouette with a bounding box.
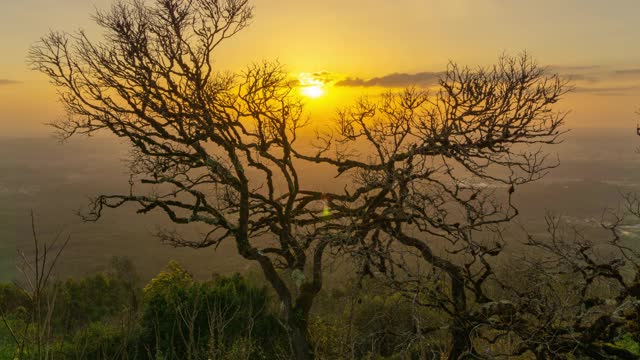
[298,53,572,358]
[29,1,331,358]
[29,0,583,357]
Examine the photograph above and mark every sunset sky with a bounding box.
[1,0,640,135]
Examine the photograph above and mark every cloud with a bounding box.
[544,65,603,83]
[309,71,334,84]
[335,72,443,88]
[614,68,640,76]
[549,66,640,82]
[563,73,599,83]
[546,65,640,96]
[290,71,336,88]
[331,63,640,96]
[547,65,602,73]
[0,79,20,85]
[574,85,640,96]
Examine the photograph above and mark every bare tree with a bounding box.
[497,208,640,359]
[0,211,70,360]
[29,1,334,358]
[296,53,571,359]
[27,1,585,358]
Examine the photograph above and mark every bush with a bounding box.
[141,261,284,359]
[0,283,30,314]
[52,321,143,360]
[310,281,447,360]
[615,333,640,357]
[53,274,133,334]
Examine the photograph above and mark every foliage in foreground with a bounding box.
[0,259,287,360]
[1,255,639,359]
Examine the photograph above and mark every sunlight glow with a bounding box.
[298,73,327,99]
[301,85,325,98]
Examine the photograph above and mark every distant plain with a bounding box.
[2,127,639,281]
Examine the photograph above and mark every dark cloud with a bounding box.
[0,79,20,85]
[335,72,443,88]
[336,66,601,88]
[333,64,640,95]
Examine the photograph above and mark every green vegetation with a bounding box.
[141,261,284,359]
[0,259,288,359]
[0,260,443,359]
[3,258,637,359]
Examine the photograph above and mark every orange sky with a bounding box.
[1,0,639,135]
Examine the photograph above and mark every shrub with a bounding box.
[141,261,284,359]
[53,273,132,334]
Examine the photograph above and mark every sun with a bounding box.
[298,73,327,99]
[301,85,325,99]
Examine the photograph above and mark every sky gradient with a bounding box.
[1,0,639,135]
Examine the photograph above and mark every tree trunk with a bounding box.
[288,316,314,360]
[448,323,472,360]
[448,275,471,360]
